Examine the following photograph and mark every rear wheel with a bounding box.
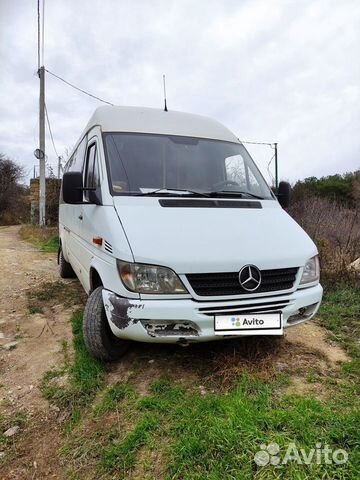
[59,249,76,278]
[83,287,129,361]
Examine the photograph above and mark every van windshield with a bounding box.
[103,133,273,199]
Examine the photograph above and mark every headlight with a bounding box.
[117,261,188,294]
[300,255,320,285]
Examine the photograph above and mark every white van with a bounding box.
[59,106,322,360]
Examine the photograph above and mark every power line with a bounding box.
[44,103,59,158]
[238,138,278,186]
[239,140,274,146]
[24,165,35,178]
[45,69,114,106]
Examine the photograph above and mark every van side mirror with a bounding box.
[62,172,83,204]
[277,181,291,208]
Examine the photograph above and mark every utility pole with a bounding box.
[39,65,46,226]
[274,142,278,191]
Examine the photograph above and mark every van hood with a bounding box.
[113,197,317,274]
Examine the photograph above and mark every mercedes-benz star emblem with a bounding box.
[239,265,262,292]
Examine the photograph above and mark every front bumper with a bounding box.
[102,284,323,344]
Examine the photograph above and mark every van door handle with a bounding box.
[78,214,83,221]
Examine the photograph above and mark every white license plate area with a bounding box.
[214,312,283,335]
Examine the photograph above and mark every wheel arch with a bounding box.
[87,256,138,299]
[57,237,62,265]
[89,266,104,292]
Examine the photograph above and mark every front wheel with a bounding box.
[83,287,129,361]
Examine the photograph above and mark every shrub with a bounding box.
[0,154,30,225]
[288,196,360,284]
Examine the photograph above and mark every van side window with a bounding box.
[74,137,87,172]
[65,152,76,173]
[66,137,87,173]
[84,143,100,201]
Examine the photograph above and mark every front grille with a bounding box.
[199,299,290,316]
[187,267,298,297]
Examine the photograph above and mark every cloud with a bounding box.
[0,0,359,183]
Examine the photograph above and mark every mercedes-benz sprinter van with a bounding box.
[59,106,322,360]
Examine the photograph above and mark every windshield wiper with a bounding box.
[135,188,210,198]
[208,190,265,200]
[134,188,263,199]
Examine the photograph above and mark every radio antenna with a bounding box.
[163,74,168,111]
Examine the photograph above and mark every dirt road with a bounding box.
[0,226,74,412]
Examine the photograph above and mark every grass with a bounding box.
[19,224,59,252]
[60,371,360,479]
[0,409,28,450]
[165,379,360,479]
[27,280,86,313]
[41,310,105,420]
[317,287,360,359]
[316,286,360,402]
[93,382,134,417]
[39,286,360,479]
[28,304,44,314]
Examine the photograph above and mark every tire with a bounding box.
[83,287,129,361]
[59,249,76,278]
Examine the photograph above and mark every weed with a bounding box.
[100,414,159,473]
[306,370,319,383]
[317,287,360,357]
[27,280,86,312]
[19,225,59,252]
[0,409,28,449]
[61,339,70,367]
[28,304,44,314]
[93,383,134,417]
[41,310,105,415]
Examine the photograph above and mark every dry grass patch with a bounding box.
[19,224,59,252]
[27,280,86,313]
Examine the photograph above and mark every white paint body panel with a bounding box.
[86,106,238,140]
[113,197,317,274]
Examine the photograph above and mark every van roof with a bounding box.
[84,106,239,143]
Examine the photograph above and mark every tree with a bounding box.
[292,171,360,207]
[0,154,29,225]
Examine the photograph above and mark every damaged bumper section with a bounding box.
[102,284,323,344]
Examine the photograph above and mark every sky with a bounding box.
[0,0,359,185]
